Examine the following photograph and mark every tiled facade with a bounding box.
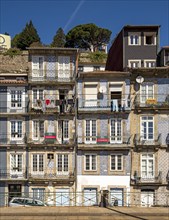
[0,25,169,207]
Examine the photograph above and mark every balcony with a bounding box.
[28,170,75,183]
[27,133,75,148]
[78,135,131,150]
[29,99,74,114]
[78,98,131,113]
[134,94,169,110]
[0,168,27,180]
[134,133,161,149]
[28,70,75,84]
[0,133,27,146]
[0,101,28,115]
[132,171,162,186]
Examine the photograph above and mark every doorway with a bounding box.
[8,184,22,202]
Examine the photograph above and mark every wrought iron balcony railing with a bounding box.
[132,171,162,184]
[28,170,75,180]
[134,133,162,146]
[0,133,27,145]
[27,132,75,145]
[134,94,169,109]
[78,135,131,145]
[0,168,27,179]
[0,101,29,113]
[78,98,131,112]
[29,70,75,82]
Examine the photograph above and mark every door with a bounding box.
[10,154,23,178]
[56,188,69,206]
[84,84,97,107]
[110,119,122,143]
[58,56,70,80]
[141,190,154,207]
[8,184,22,202]
[83,188,97,206]
[110,188,123,206]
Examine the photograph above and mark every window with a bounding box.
[78,66,84,72]
[128,60,141,68]
[32,188,45,201]
[144,60,156,68]
[129,34,140,45]
[32,154,44,172]
[141,154,154,178]
[85,154,97,171]
[110,155,123,171]
[85,120,97,143]
[11,120,22,139]
[63,121,69,140]
[140,84,154,103]
[32,89,44,107]
[93,66,100,71]
[141,116,154,140]
[10,154,22,172]
[32,56,44,77]
[110,118,122,143]
[58,56,70,79]
[57,154,68,173]
[32,120,44,140]
[144,35,156,45]
[11,90,22,108]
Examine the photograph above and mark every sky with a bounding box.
[0,0,169,49]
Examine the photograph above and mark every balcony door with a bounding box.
[85,120,97,143]
[58,56,70,80]
[110,119,122,143]
[141,153,154,180]
[109,84,122,111]
[10,154,23,178]
[141,116,154,141]
[10,120,23,141]
[32,56,44,78]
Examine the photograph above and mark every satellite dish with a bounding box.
[99,86,106,93]
[136,75,144,84]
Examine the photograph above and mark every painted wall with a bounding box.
[0,86,7,113]
[0,118,7,143]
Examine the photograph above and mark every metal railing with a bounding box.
[134,133,162,146]
[0,101,29,113]
[132,171,162,184]
[78,135,131,145]
[0,134,27,145]
[0,191,169,207]
[78,98,131,111]
[28,70,75,82]
[134,94,169,108]
[0,168,27,179]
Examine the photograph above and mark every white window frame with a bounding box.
[63,120,69,141]
[32,56,44,77]
[84,154,97,171]
[110,118,122,143]
[128,60,141,68]
[10,153,23,175]
[10,120,23,140]
[110,154,123,171]
[144,35,156,46]
[128,34,141,46]
[56,154,69,175]
[32,88,44,108]
[144,60,156,68]
[140,116,154,140]
[58,56,70,79]
[141,153,155,179]
[32,154,44,174]
[85,119,97,144]
[32,188,45,201]
[32,120,44,140]
[140,83,154,103]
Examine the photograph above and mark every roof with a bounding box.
[123,25,160,29]
[78,70,131,78]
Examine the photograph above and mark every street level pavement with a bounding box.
[0,206,169,220]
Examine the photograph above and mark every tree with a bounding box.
[51,28,65,47]
[65,23,112,51]
[11,20,41,50]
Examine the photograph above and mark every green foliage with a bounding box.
[51,28,65,47]
[11,20,41,50]
[65,23,112,51]
[87,51,107,63]
[3,48,22,57]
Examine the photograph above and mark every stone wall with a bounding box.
[0,51,29,74]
